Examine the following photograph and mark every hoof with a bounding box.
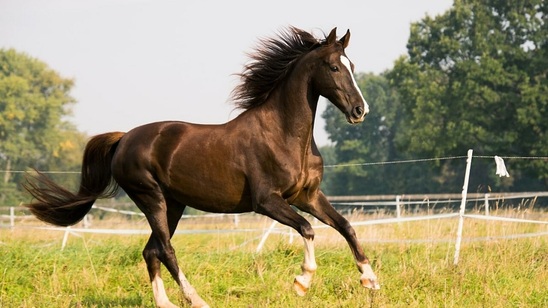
[158,304,177,308]
[359,263,380,290]
[360,276,380,290]
[190,301,210,308]
[189,296,210,308]
[293,276,308,296]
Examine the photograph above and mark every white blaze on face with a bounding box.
[340,55,370,114]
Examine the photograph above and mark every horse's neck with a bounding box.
[266,75,319,147]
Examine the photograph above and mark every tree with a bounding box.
[0,49,85,205]
[322,73,406,195]
[387,0,547,192]
[322,1,547,195]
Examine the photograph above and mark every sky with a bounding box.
[0,0,453,146]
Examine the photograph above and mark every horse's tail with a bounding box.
[23,132,125,227]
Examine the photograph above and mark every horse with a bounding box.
[23,26,379,308]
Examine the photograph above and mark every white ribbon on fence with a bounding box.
[494,156,510,177]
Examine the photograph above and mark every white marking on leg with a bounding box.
[151,274,177,308]
[178,270,210,308]
[358,262,380,290]
[340,55,369,115]
[294,237,318,296]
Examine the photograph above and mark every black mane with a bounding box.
[232,27,324,110]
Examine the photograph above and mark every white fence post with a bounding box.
[396,195,402,219]
[233,214,240,227]
[10,207,15,228]
[61,227,71,250]
[256,220,278,253]
[83,215,90,228]
[453,149,473,265]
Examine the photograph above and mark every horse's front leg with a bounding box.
[296,191,380,290]
[294,236,317,296]
[253,193,318,295]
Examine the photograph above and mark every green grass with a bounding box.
[1,211,547,307]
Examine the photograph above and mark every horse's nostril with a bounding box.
[353,106,364,118]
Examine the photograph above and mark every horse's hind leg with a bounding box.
[130,190,209,308]
[143,235,176,308]
[165,200,210,308]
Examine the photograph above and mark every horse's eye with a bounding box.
[330,66,339,72]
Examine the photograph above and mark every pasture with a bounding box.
[1,209,547,307]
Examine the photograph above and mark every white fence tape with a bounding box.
[463,214,548,225]
[2,192,546,258]
[14,225,270,235]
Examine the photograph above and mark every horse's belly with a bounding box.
[166,173,252,213]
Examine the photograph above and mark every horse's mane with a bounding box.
[232,27,325,110]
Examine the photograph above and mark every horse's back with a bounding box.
[111,121,253,213]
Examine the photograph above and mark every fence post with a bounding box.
[61,227,71,250]
[10,207,15,228]
[256,220,278,253]
[453,149,473,265]
[396,195,402,219]
[83,215,90,228]
[233,214,240,227]
[484,193,490,216]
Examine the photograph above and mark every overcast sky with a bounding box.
[0,0,452,146]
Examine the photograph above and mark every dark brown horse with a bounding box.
[24,27,379,308]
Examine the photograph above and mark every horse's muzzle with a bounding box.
[346,105,367,124]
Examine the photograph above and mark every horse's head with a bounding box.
[310,28,369,124]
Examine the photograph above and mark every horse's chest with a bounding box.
[283,161,321,203]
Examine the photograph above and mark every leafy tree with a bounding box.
[322,73,407,195]
[0,49,85,205]
[387,0,547,192]
[323,0,547,195]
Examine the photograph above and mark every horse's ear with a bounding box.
[326,27,337,45]
[339,29,351,48]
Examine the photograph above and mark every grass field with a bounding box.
[1,209,547,307]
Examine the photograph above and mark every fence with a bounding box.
[2,193,547,261]
[1,149,547,265]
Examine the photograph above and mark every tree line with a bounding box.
[321,0,547,195]
[1,1,546,204]
[0,49,86,205]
